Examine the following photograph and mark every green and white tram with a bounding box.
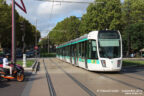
[56,30,122,72]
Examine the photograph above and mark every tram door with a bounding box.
[81,41,88,68]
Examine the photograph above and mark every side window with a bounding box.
[78,43,81,57]
[88,40,98,59]
[68,46,70,57]
[71,45,74,57]
[70,45,72,57]
[81,42,85,58]
[65,47,67,56]
[76,43,79,57]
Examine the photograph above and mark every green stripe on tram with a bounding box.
[57,38,88,48]
[79,58,85,62]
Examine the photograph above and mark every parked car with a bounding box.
[26,52,31,58]
[16,52,23,58]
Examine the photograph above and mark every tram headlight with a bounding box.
[117,60,121,67]
[101,60,106,67]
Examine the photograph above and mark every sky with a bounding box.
[7,0,124,38]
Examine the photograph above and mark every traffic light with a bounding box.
[19,21,25,31]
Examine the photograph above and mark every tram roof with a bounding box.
[57,30,120,48]
[57,34,88,48]
[57,31,98,48]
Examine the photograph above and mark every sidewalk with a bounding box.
[21,59,50,96]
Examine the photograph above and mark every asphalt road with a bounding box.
[0,72,32,96]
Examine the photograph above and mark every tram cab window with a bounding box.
[88,40,98,59]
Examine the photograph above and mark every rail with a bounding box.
[50,58,96,96]
[43,59,56,96]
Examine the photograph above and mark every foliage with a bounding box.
[49,16,80,44]
[122,0,144,26]
[121,0,144,54]
[123,23,144,52]
[79,0,122,35]
[0,2,40,49]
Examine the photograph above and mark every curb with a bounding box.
[23,60,37,72]
[123,65,144,68]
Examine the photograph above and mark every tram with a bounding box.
[56,30,122,71]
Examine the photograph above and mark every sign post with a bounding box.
[11,0,27,64]
[11,0,16,64]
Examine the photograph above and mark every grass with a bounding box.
[16,60,35,67]
[123,60,144,67]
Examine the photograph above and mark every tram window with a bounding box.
[61,49,62,55]
[82,42,85,58]
[74,45,76,56]
[60,49,62,55]
[76,43,79,57]
[66,47,68,56]
[65,47,67,56]
[67,46,70,56]
[56,49,57,54]
[71,45,74,57]
[70,45,72,57]
[73,45,76,56]
[62,48,64,56]
[78,43,81,57]
[88,40,98,59]
[59,49,60,55]
[63,48,65,56]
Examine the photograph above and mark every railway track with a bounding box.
[43,58,97,96]
[100,73,144,91]
[43,59,56,96]
[42,58,144,96]
[49,58,96,96]
[55,58,144,92]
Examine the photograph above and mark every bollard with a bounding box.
[36,62,40,73]
[32,61,37,71]
[23,54,26,67]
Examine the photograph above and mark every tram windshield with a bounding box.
[98,31,121,58]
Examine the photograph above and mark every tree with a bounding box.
[49,16,80,44]
[0,2,12,48]
[122,0,144,56]
[0,2,41,49]
[122,0,144,26]
[123,23,144,53]
[79,0,122,35]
